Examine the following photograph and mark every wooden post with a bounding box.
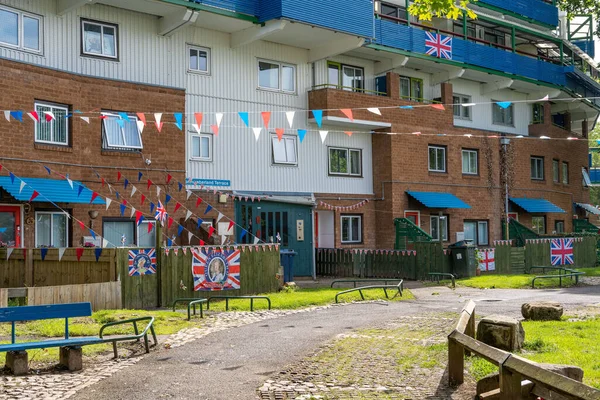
[156,221,163,308]
[466,310,475,339]
[448,336,464,386]
[499,363,523,400]
[25,248,34,287]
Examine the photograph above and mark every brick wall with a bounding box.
[309,78,590,249]
[0,58,188,247]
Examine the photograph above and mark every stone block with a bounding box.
[59,346,83,371]
[5,351,28,375]
[476,315,525,351]
[521,302,563,321]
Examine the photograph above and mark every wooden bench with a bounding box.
[206,295,271,311]
[0,302,157,375]
[172,298,208,320]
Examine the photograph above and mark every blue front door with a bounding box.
[236,201,314,276]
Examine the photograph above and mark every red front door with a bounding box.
[404,211,421,227]
[0,206,21,247]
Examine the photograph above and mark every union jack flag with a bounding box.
[128,248,157,276]
[550,238,574,266]
[192,248,241,291]
[425,31,453,60]
[155,200,167,224]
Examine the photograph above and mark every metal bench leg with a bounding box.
[187,304,192,321]
[193,304,196,316]
[359,290,365,300]
[225,298,229,311]
[267,298,271,310]
[143,334,150,353]
[134,321,140,342]
[250,298,254,312]
[383,288,389,299]
[151,325,158,347]
[113,342,118,359]
[200,303,204,318]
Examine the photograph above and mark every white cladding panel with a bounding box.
[450,79,532,135]
[0,0,373,195]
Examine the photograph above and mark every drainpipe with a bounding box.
[500,134,511,241]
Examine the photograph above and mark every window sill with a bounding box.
[462,173,479,178]
[428,171,448,176]
[530,178,545,183]
[256,87,298,96]
[271,163,299,168]
[328,174,364,178]
[190,158,213,162]
[80,53,119,63]
[187,69,211,76]
[34,143,72,152]
[101,150,141,157]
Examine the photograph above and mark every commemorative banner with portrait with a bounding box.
[128,248,157,276]
[192,247,241,291]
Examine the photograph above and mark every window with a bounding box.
[188,45,210,74]
[103,220,134,248]
[34,102,69,145]
[464,220,488,246]
[81,19,117,59]
[532,103,544,124]
[0,6,42,52]
[428,145,446,172]
[258,60,295,93]
[453,95,472,120]
[430,215,448,242]
[341,215,361,243]
[492,101,514,126]
[102,112,142,151]
[381,2,407,19]
[137,221,156,247]
[329,147,362,176]
[531,157,544,180]
[532,216,545,234]
[554,220,564,234]
[562,162,568,184]
[271,134,298,165]
[462,149,478,175]
[327,62,364,92]
[552,159,559,183]
[35,212,68,248]
[399,76,423,102]
[190,133,212,161]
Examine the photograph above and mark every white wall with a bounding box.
[0,0,374,195]
[317,210,334,248]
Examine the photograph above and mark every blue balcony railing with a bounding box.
[477,0,559,27]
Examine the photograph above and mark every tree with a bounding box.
[408,0,600,39]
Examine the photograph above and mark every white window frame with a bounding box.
[341,215,362,244]
[257,59,296,93]
[328,147,362,176]
[187,44,210,74]
[428,145,446,173]
[477,221,489,246]
[81,19,118,59]
[562,162,569,184]
[531,156,544,180]
[271,134,298,165]
[453,94,472,120]
[461,149,478,175]
[430,215,448,242]
[492,100,514,126]
[34,101,69,146]
[0,5,43,53]
[34,211,69,248]
[532,216,545,234]
[552,159,559,183]
[102,112,143,150]
[190,132,213,162]
[137,220,156,247]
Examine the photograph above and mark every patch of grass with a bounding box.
[203,287,414,312]
[468,356,497,381]
[452,274,578,289]
[576,267,600,277]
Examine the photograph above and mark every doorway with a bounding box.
[0,205,22,247]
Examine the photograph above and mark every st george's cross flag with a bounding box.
[425,31,453,60]
[192,247,241,291]
[477,249,495,272]
[550,238,574,266]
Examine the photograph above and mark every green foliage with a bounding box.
[468,356,497,381]
[407,0,477,22]
[436,273,578,289]
[557,0,600,40]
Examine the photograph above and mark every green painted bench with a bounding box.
[172,298,208,320]
[0,302,157,374]
[335,280,403,303]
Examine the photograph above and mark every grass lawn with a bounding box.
[431,274,580,289]
[469,316,600,389]
[576,267,600,277]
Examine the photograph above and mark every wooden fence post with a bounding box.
[25,248,34,287]
[499,362,523,400]
[448,334,464,386]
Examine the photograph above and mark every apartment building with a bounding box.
[0,0,598,276]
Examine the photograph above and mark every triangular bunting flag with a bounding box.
[210,124,219,136]
[275,128,284,142]
[165,194,172,204]
[28,111,39,122]
[174,113,183,130]
[58,247,66,261]
[496,101,512,109]
[136,112,146,126]
[340,109,353,121]
[194,112,203,128]
[120,203,126,216]
[185,210,192,221]
[204,204,213,214]
[344,131,353,137]
[105,197,112,210]
[147,222,154,234]
[221,235,227,245]
[261,112,271,129]
[312,110,323,127]
[77,185,84,197]
[130,207,136,218]
[217,212,224,222]
[168,216,174,229]
[78,220,86,231]
[188,232,193,243]
[6,247,14,260]
[4,110,10,121]
[178,182,183,192]
[124,179,129,189]
[252,127,262,142]
[44,166,51,175]
[174,202,182,213]
[19,180,26,194]
[10,111,23,122]
[238,112,249,127]
[186,190,192,200]
[135,210,144,226]
[239,229,247,242]
[40,248,48,261]
[150,202,155,214]
[154,113,163,132]
[298,129,307,143]
[215,113,223,128]
[90,191,99,204]
[147,179,153,190]
[90,228,97,239]
[76,248,84,261]
[136,120,145,134]
[319,131,328,143]
[430,104,445,111]
[196,197,203,208]
[367,107,381,116]
[285,111,295,128]
[80,116,90,124]
[208,226,215,237]
[228,220,234,232]
[94,248,102,262]
[177,224,184,237]
[254,236,260,245]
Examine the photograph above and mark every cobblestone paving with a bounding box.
[0,302,371,400]
[258,315,476,400]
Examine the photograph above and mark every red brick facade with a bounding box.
[310,75,590,249]
[0,58,188,248]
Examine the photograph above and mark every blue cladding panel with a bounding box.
[375,20,567,86]
[572,40,595,59]
[478,0,558,27]
[406,191,471,209]
[0,177,105,204]
[509,198,566,213]
[189,0,259,16]
[259,0,374,38]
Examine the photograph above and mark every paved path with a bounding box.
[68,284,600,400]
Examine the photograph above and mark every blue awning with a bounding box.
[509,197,565,213]
[0,177,105,204]
[406,191,471,209]
[575,203,600,215]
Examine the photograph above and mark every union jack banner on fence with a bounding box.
[550,238,574,266]
[128,248,157,276]
[192,247,241,291]
[425,31,452,59]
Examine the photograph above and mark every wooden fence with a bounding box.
[524,237,596,270]
[448,301,600,399]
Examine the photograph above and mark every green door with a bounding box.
[236,201,314,276]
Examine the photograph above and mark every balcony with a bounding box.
[476,0,559,28]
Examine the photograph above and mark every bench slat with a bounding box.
[0,303,93,322]
[0,337,102,352]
